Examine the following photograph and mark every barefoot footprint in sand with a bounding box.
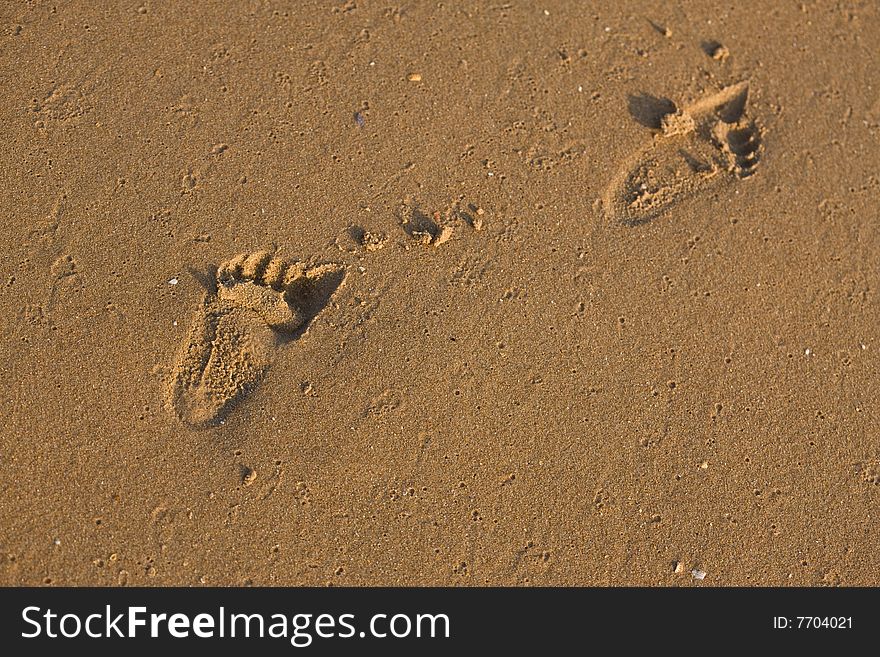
[604,81,763,226]
[165,251,345,427]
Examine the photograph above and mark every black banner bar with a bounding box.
[1,587,873,653]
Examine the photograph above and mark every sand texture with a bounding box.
[1,1,879,586]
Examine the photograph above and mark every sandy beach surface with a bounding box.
[2,1,879,586]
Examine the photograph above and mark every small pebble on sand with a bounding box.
[710,43,730,60]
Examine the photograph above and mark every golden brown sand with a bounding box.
[2,1,878,586]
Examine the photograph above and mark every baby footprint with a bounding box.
[165,251,345,427]
[604,81,763,226]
